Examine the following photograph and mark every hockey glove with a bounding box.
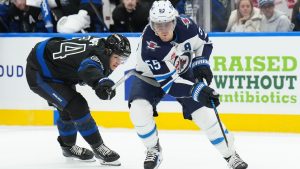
[190,82,220,108]
[191,57,213,86]
[94,78,116,100]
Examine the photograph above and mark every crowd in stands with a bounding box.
[0,0,299,33]
[226,0,295,32]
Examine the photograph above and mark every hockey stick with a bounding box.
[88,0,109,32]
[111,69,160,91]
[197,76,229,147]
[0,17,9,32]
[107,70,160,99]
[211,99,229,147]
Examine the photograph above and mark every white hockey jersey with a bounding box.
[135,16,213,98]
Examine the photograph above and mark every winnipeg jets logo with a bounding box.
[181,18,191,29]
[171,52,191,74]
[146,41,160,50]
[53,42,86,60]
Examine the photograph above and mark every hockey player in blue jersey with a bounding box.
[128,1,248,169]
[26,34,131,166]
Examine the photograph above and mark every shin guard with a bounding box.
[56,117,77,146]
[73,113,102,146]
[192,107,235,158]
[130,99,158,148]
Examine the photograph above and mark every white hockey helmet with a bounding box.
[149,0,177,32]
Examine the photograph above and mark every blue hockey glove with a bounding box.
[94,78,116,100]
[190,82,220,108]
[191,57,213,85]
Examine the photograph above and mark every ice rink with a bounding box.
[1,126,299,169]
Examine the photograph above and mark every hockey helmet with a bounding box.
[106,34,131,63]
[149,0,177,32]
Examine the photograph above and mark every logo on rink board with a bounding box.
[124,55,299,104]
[212,55,298,104]
[0,65,23,77]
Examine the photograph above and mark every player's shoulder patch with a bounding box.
[146,40,161,50]
[90,55,104,70]
[142,26,162,51]
[181,17,191,28]
[178,16,192,29]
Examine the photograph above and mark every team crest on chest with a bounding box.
[146,41,160,50]
[181,17,191,29]
[171,51,192,74]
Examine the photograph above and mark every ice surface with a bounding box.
[0,126,299,169]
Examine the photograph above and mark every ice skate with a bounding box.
[57,136,95,162]
[92,143,121,166]
[226,152,248,169]
[144,141,162,169]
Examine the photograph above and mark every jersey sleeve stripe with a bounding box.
[36,39,52,78]
[77,58,104,73]
[154,70,176,82]
[161,79,175,93]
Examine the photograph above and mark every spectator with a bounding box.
[8,0,82,33]
[76,0,109,32]
[291,0,300,30]
[259,0,294,31]
[56,0,108,33]
[8,0,53,32]
[176,0,185,14]
[7,0,106,33]
[226,0,262,32]
[0,0,9,32]
[212,0,232,32]
[111,0,149,32]
[253,0,297,19]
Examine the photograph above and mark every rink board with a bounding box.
[0,109,300,133]
[0,32,299,133]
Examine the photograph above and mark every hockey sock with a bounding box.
[56,117,77,146]
[73,113,103,146]
[130,99,159,148]
[192,107,235,158]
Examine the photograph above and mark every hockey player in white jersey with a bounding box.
[128,1,248,169]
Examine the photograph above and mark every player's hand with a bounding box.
[94,78,116,100]
[191,57,213,86]
[190,82,220,108]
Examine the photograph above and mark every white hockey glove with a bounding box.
[57,10,90,33]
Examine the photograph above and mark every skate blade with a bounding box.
[65,157,96,162]
[99,159,121,166]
